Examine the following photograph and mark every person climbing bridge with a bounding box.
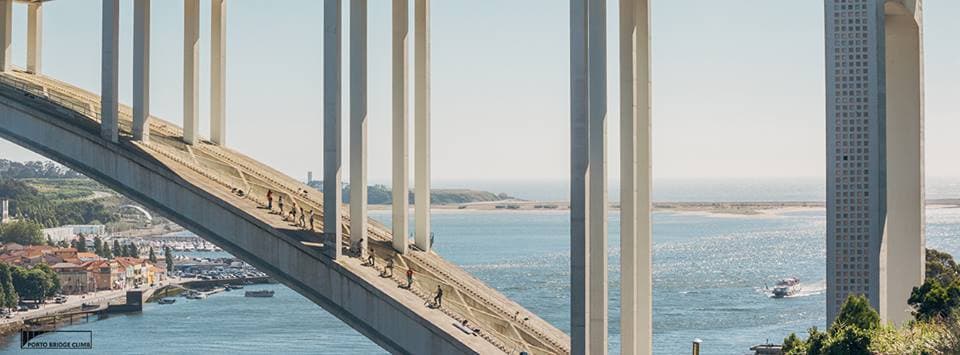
[433,285,443,308]
[406,268,414,289]
[267,190,274,210]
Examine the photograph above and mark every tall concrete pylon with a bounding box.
[101,0,120,143]
[392,0,409,254]
[132,0,150,142]
[414,0,431,252]
[210,0,226,145]
[619,0,652,353]
[182,0,200,145]
[323,0,343,260]
[26,2,41,74]
[350,0,368,252]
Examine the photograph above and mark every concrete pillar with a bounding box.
[210,0,226,146]
[0,0,10,72]
[101,0,120,143]
[323,0,343,260]
[26,2,41,74]
[569,0,590,353]
[619,0,651,353]
[883,7,924,326]
[587,0,608,353]
[132,0,151,142]
[349,0,368,250]
[414,0,430,252]
[183,0,200,145]
[391,0,409,254]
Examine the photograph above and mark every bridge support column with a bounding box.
[349,0,367,251]
[101,0,120,143]
[26,2,41,74]
[132,0,150,142]
[586,0,607,353]
[183,0,200,145]
[570,0,589,353]
[391,0,409,254]
[0,0,9,72]
[414,0,430,252]
[323,0,343,260]
[210,0,226,146]
[619,0,651,354]
[571,0,608,353]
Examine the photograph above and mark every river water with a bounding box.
[3,205,959,354]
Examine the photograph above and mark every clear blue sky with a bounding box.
[0,1,957,183]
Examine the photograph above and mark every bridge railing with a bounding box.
[0,73,102,123]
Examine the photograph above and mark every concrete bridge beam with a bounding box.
[324,0,343,260]
[350,0,368,250]
[392,0,409,254]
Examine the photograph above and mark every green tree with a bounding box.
[0,264,16,308]
[821,323,872,355]
[805,327,827,355]
[11,267,44,301]
[908,279,960,320]
[93,237,103,257]
[76,234,87,252]
[164,246,174,272]
[148,247,157,263]
[112,240,121,258]
[46,236,54,247]
[32,264,60,298]
[833,294,880,332]
[121,244,130,257]
[782,332,806,355]
[927,248,960,285]
[0,220,45,245]
[56,240,68,248]
[129,243,139,258]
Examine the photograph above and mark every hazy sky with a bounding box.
[0,1,957,183]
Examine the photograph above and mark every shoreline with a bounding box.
[368,199,960,216]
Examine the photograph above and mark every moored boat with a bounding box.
[244,290,274,298]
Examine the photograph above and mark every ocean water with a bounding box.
[4,206,959,354]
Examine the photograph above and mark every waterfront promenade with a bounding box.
[0,278,192,330]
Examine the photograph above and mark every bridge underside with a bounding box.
[0,70,570,355]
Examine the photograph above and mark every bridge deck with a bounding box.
[0,70,570,355]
